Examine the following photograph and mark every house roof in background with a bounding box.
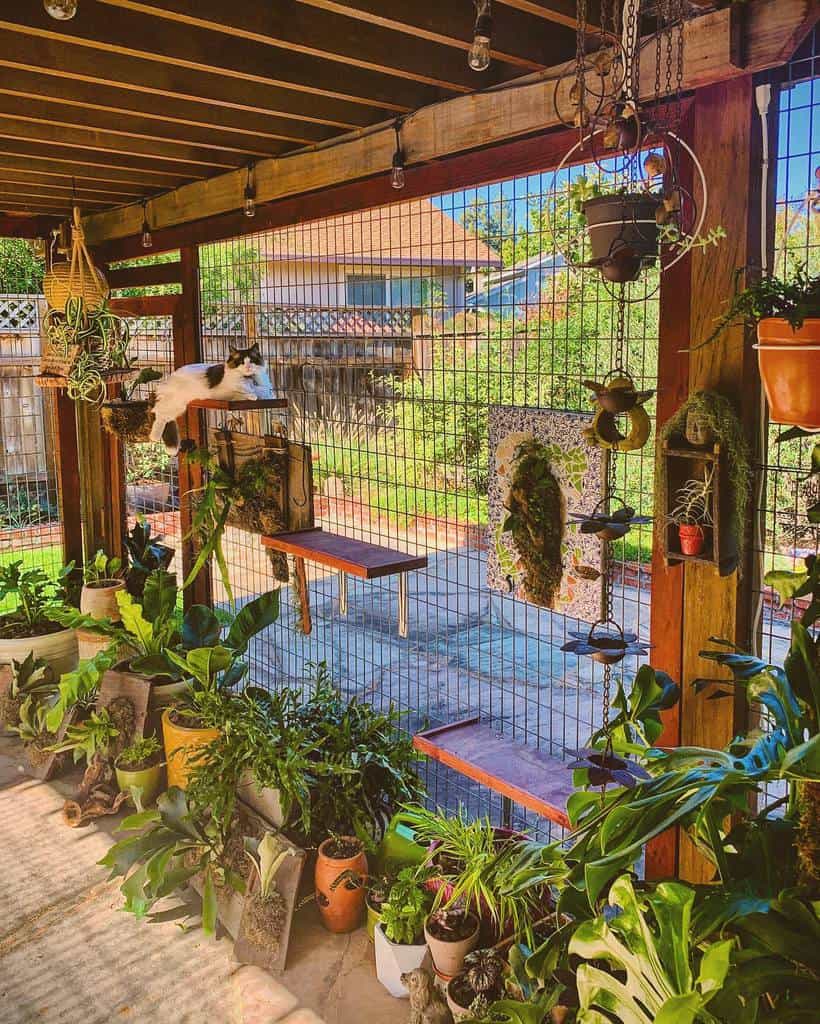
[261,199,502,268]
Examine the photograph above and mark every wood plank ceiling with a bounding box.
[0,0,591,227]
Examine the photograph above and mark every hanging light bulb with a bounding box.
[141,200,153,249]
[468,0,493,72]
[244,162,256,218]
[44,0,78,20]
[390,121,406,191]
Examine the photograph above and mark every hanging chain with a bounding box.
[575,0,588,142]
[624,0,638,107]
[675,0,685,129]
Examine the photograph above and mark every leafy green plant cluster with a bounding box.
[379,867,431,945]
[0,559,75,638]
[83,549,123,584]
[49,706,120,765]
[125,443,172,486]
[116,735,162,771]
[0,490,58,530]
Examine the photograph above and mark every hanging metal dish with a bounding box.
[568,497,652,541]
[561,619,650,666]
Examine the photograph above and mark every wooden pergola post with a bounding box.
[648,75,770,882]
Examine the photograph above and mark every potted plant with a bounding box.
[239,831,298,960]
[0,560,78,677]
[126,443,173,510]
[123,516,174,599]
[80,549,125,620]
[11,695,66,774]
[374,868,432,998]
[315,833,368,934]
[424,906,480,978]
[101,367,163,443]
[0,653,57,733]
[114,734,165,806]
[667,468,714,556]
[695,264,820,429]
[48,704,126,767]
[446,947,506,1021]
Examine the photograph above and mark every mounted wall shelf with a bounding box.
[187,398,288,410]
[413,717,574,829]
[262,528,427,637]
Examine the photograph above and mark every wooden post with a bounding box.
[176,245,211,609]
[53,390,84,568]
[678,77,764,882]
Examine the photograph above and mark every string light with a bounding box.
[141,200,153,249]
[468,0,493,72]
[244,162,256,218]
[44,0,78,19]
[390,121,406,190]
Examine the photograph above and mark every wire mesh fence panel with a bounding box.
[198,165,660,838]
[758,29,819,671]
[118,314,181,579]
[0,241,63,596]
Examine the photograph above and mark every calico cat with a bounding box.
[149,342,275,453]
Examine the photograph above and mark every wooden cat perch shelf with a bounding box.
[262,528,427,638]
[187,398,288,411]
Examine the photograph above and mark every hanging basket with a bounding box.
[43,207,109,313]
[581,194,662,283]
[101,399,154,443]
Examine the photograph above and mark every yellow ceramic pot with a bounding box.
[161,707,219,790]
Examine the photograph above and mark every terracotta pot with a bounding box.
[0,627,78,679]
[314,836,367,934]
[446,977,475,1022]
[424,913,479,977]
[80,580,125,621]
[76,628,116,662]
[756,317,820,429]
[161,707,219,790]
[115,760,165,806]
[678,523,705,556]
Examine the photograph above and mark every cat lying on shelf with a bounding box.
[149,342,276,453]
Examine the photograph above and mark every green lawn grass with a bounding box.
[0,544,64,615]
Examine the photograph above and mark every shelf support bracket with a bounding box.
[398,572,409,639]
[338,570,348,616]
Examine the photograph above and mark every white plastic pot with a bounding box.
[236,769,284,827]
[374,923,429,998]
[0,627,78,678]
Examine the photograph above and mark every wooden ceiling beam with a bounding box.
[496,0,597,31]
[0,184,114,208]
[0,69,336,146]
[297,0,574,68]
[0,37,383,132]
[0,6,440,112]
[84,0,818,249]
[0,93,292,161]
[0,139,205,184]
[0,154,185,190]
[0,214,61,239]
[0,116,243,171]
[0,171,148,199]
[0,200,80,217]
[98,0,527,89]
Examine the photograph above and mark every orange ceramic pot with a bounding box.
[161,708,219,790]
[756,318,820,429]
[314,836,367,934]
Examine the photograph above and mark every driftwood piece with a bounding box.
[62,754,128,827]
[97,670,152,743]
[233,821,305,975]
[293,557,312,636]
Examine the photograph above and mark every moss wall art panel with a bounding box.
[487,406,605,621]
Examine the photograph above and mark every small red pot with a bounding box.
[678,523,705,556]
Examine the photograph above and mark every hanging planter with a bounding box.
[100,368,163,443]
[43,207,108,313]
[583,373,653,452]
[756,317,820,430]
[581,193,662,283]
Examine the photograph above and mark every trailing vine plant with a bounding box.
[44,297,131,404]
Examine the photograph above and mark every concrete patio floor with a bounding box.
[0,737,398,1024]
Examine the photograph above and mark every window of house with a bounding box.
[346,274,386,306]
[389,277,444,307]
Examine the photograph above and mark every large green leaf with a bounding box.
[201,867,218,937]
[181,604,221,650]
[116,590,155,652]
[141,569,178,625]
[225,590,279,653]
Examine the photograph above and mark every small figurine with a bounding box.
[402,968,453,1024]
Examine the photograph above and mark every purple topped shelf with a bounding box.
[413,717,575,829]
[262,528,427,579]
[188,398,288,410]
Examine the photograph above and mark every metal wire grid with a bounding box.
[196,163,660,839]
[119,313,181,579]
[757,28,819,673]
[0,247,63,586]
